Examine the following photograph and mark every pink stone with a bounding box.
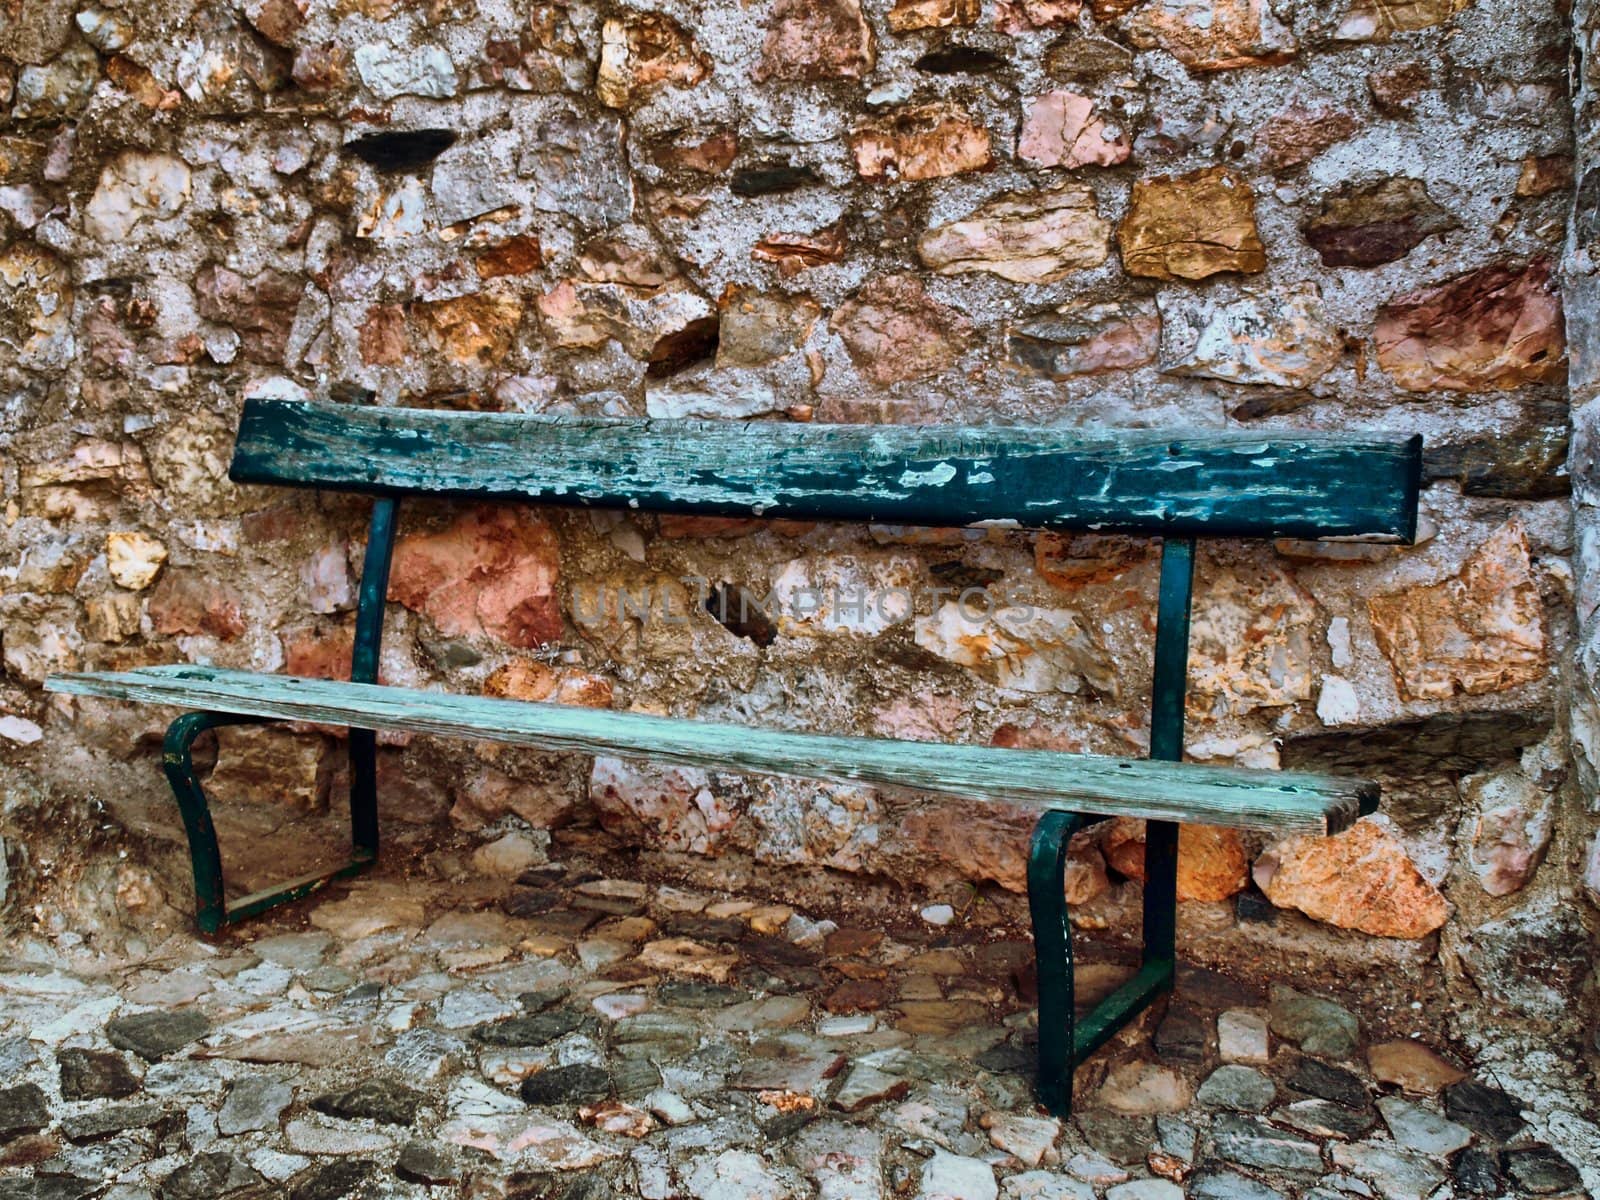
[589,757,739,855]
[302,543,353,614]
[388,506,562,649]
[1018,91,1130,169]
[147,571,247,640]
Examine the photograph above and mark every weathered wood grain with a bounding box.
[230,399,1423,541]
[48,666,1374,834]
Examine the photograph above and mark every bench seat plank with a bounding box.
[48,666,1374,835]
[231,400,1423,542]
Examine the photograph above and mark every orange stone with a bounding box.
[898,802,1108,899]
[754,0,875,82]
[1118,166,1266,281]
[388,506,562,649]
[850,103,994,182]
[887,0,980,31]
[1255,819,1450,938]
[1368,521,1546,701]
[358,304,408,366]
[414,290,524,366]
[1102,819,1251,902]
[476,235,544,279]
[1125,0,1297,71]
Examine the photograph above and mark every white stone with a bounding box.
[644,1088,696,1125]
[285,1118,393,1155]
[471,830,548,877]
[919,1150,998,1200]
[354,44,459,99]
[981,1111,1060,1167]
[1160,284,1342,389]
[248,1148,311,1182]
[1064,1153,1129,1185]
[1106,1182,1183,1200]
[0,716,43,745]
[1376,1096,1473,1157]
[818,1014,876,1036]
[436,988,519,1029]
[920,904,956,926]
[914,601,1115,695]
[85,153,192,242]
[1317,675,1362,725]
[682,1149,796,1200]
[1218,1009,1270,1064]
[1327,615,1353,669]
[646,374,781,420]
[1001,1172,1094,1200]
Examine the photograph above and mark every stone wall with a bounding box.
[0,0,1591,1044]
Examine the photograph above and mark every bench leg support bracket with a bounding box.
[162,711,376,934]
[1028,810,1177,1118]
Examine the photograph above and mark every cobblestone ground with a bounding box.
[0,860,1591,1200]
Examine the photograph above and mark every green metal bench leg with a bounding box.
[162,709,378,934]
[1029,536,1194,1117]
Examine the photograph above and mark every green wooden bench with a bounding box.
[47,398,1422,1116]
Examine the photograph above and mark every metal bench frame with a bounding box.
[56,399,1420,1117]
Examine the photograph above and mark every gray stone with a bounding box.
[1274,1098,1377,1140]
[520,1064,612,1106]
[1286,1056,1369,1109]
[288,1158,375,1200]
[0,1038,38,1077]
[0,1083,50,1142]
[1153,1005,1209,1061]
[472,1007,588,1047]
[1443,1079,1525,1142]
[1073,1109,1154,1164]
[302,966,358,994]
[1211,1113,1324,1174]
[918,1150,997,1200]
[1332,1141,1447,1200]
[311,1078,425,1126]
[1153,1114,1198,1166]
[1376,1096,1472,1157]
[1504,1146,1582,1194]
[60,1101,164,1141]
[249,932,332,969]
[395,1141,460,1184]
[58,1047,142,1100]
[832,1064,910,1112]
[1452,1146,1503,1195]
[107,1010,211,1061]
[159,1152,270,1200]
[518,105,632,229]
[658,981,744,1008]
[353,44,458,99]
[1268,986,1360,1059]
[1460,897,1592,1023]
[218,1075,294,1135]
[1186,1168,1288,1200]
[1196,1065,1277,1112]
[1105,1183,1182,1200]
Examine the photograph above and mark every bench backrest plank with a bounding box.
[231,399,1422,541]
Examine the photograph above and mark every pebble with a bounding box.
[919,1149,998,1200]
[920,904,956,926]
[1268,986,1360,1059]
[395,1140,462,1184]
[1331,1141,1447,1200]
[832,1064,911,1112]
[1064,1151,1130,1185]
[1097,1061,1192,1114]
[1218,1009,1270,1064]
[0,1083,50,1141]
[1366,1040,1466,1094]
[1196,1064,1277,1112]
[106,1009,211,1061]
[58,1047,142,1100]
[311,1078,426,1126]
[218,1075,294,1135]
[1376,1095,1472,1156]
[980,1111,1061,1168]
